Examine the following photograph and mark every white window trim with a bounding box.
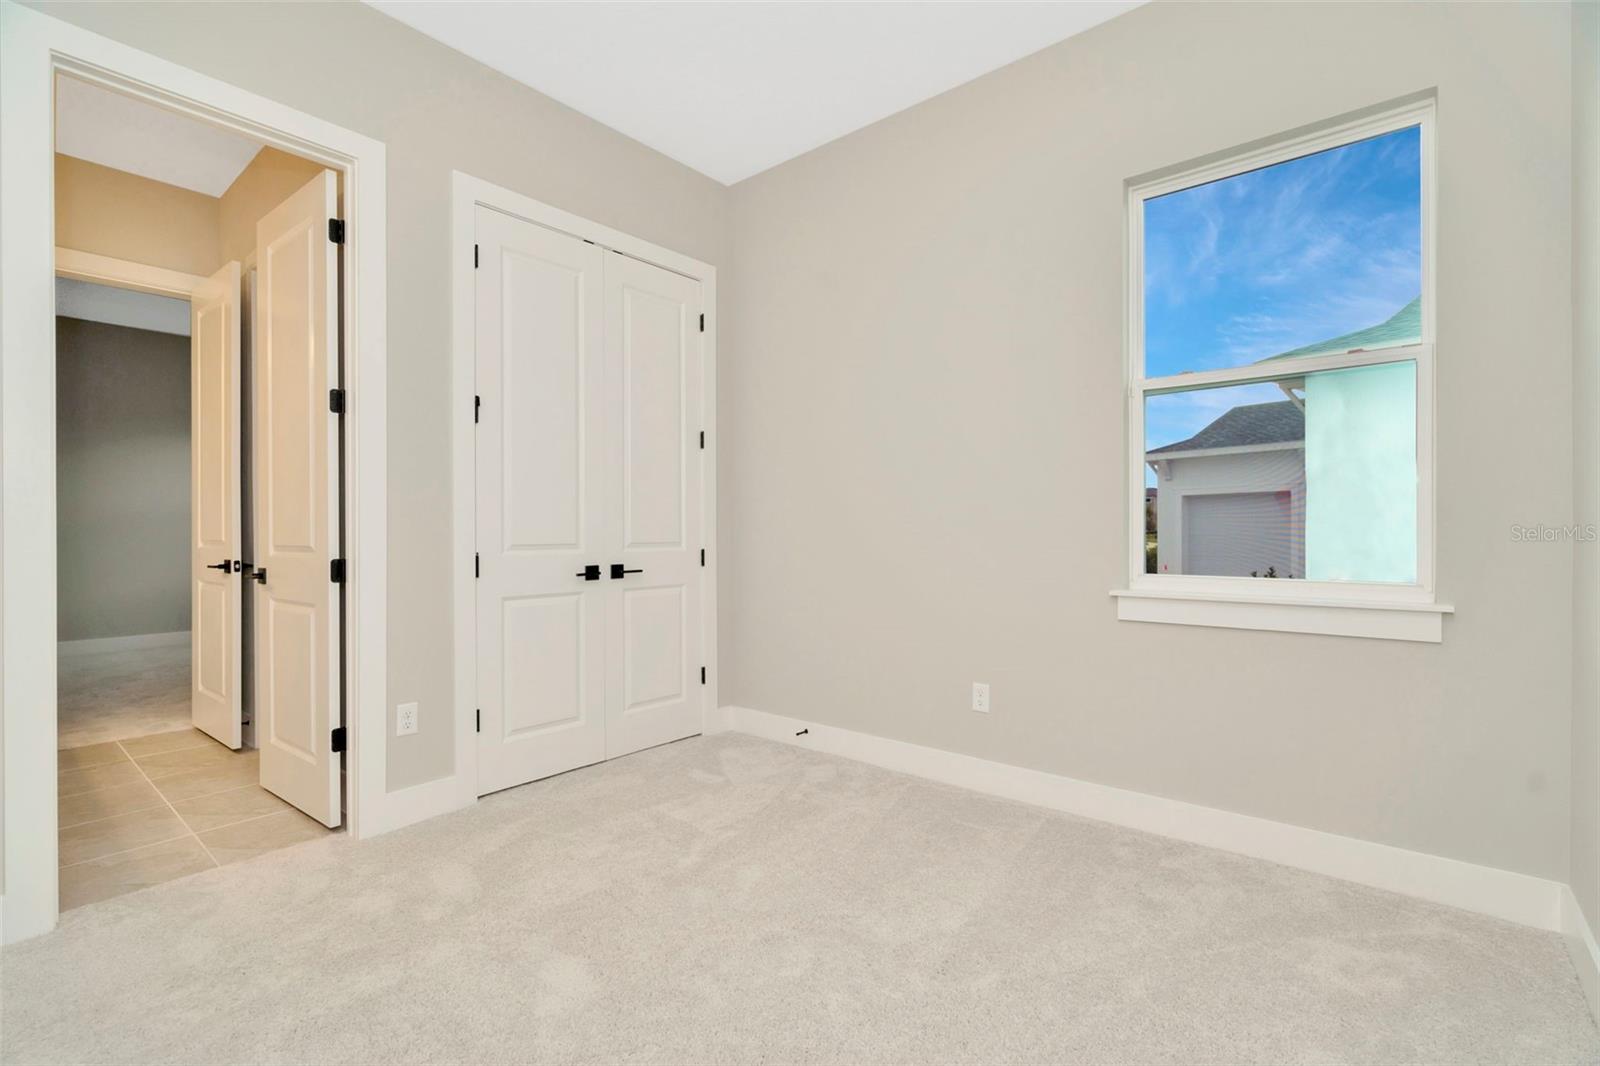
[1114,97,1451,642]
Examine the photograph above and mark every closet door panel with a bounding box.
[603,251,703,760]
[475,207,607,795]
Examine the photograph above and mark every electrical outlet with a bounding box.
[396,701,418,736]
[972,682,990,714]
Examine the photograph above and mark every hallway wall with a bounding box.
[56,316,191,642]
[54,154,221,277]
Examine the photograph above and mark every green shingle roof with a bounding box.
[1257,296,1421,362]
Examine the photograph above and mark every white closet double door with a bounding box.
[475,207,704,796]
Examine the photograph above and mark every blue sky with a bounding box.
[1142,125,1421,457]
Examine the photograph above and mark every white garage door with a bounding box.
[1182,491,1297,578]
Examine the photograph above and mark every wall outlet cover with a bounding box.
[972,682,990,714]
[397,701,419,736]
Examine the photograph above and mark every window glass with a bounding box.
[1143,363,1416,581]
[1142,125,1422,379]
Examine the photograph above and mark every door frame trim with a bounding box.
[55,247,205,298]
[448,171,720,811]
[1,1,389,942]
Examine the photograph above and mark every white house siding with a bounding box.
[1150,446,1305,577]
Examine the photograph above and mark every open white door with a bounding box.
[253,170,342,827]
[191,261,243,749]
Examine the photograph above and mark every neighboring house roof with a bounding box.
[1257,297,1422,362]
[1147,400,1303,456]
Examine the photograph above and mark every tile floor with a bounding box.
[58,727,330,911]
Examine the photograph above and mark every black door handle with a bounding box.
[206,560,233,573]
[251,568,267,585]
[610,564,643,579]
[574,564,601,581]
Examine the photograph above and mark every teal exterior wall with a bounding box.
[1304,361,1417,582]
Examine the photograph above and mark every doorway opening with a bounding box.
[53,74,344,911]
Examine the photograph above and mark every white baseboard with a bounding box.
[722,705,1565,932]
[1563,886,1600,1020]
[703,704,738,734]
[58,630,188,657]
[356,772,476,839]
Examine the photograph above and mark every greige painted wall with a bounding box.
[54,154,221,276]
[726,1,1576,880]
[32,0,730,791]
[1571,0,1599,932]
[31,1,1586,889]
[56,317,190,642]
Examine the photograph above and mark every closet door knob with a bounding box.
[205,560,233,573]
[609,564,643,579]
[574,564,601,581]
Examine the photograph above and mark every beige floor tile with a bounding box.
[149,751,260,804]
[59,836,215,911]
[119,728,213,759]
[172,785,289,833]
[198,809,328,866]
[59,805,189,867]
[57,742,130,773]
[58,779,166,829]
[132,741,239,779]
[57,759,146,798]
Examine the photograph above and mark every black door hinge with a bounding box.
[474,395,481,424]
[330,558,346,584]
[329,388,346,414]
[330,726,346,753]
[701,666,707,685]
[476,708,481,734]
[475,553,480,579]
[699,430,704,450]
[699,313,705,333]
[328,219,345,245]
[700,548,705,567]
[474,244,479,269]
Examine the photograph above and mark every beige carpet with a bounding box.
[2,733,1596,1064]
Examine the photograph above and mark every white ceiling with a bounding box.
[364,1,1141,185]
[55,75,264,197]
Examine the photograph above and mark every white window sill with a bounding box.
[1111,588,1453,643]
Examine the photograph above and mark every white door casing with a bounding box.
[190,260,243,749]
[602,250,703,760]
[475,207,609,795]
[254,170,342,827]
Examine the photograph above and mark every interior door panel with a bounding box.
[190,260,243,749]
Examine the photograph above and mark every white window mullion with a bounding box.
[1140,343,1429,397]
